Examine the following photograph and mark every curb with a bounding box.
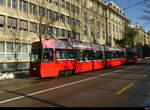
[0,71,30,81]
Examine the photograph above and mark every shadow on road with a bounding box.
[2,90,66,107]
[102,75,149,82]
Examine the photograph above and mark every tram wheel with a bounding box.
[58,71,64,78]
[59,70,75,78]
[66,70,74,76]
[70,70,75,76]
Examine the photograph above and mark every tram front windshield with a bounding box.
[31,49,42,63]
[31,48,53,63]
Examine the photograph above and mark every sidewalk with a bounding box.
[0,70,30,80]
[0,57,148,81]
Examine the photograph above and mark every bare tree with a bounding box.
[29,0,56,42]
[63,1,81,41]
[82,12,101,44]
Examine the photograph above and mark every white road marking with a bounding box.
[0,68,125,105]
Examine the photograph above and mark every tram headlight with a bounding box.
[33,68,37,71]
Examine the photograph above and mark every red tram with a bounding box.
[125,47,138,63]
[29,40,138,78]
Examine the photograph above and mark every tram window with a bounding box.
[92,51,98,60]
[120,52,125,58]
[77,50,84,61]
[112,51,124,58]
[115,52,119,58]
[77,50,90,61]
[126,52,129,58]
[112,52,116,58]
[126,52,133,58]
[98,51,103,60]
[92,51,102,60]
[84,50,92,61]
[106,51,112,59]
[42,49,53,62]
[77,50,102,61]
[56,49,68,60]
[67,50,77,59]
[31,49,42,63]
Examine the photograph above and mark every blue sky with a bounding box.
[105,0,150,31]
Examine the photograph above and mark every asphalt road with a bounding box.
[0,58,150,107]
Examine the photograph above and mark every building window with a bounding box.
[6,42,13,53]
[72,32,76,39]
[0,42,5,52]
[19,0,28,12]
[76,33,80,40]
[0,0,4,5]
[22,43,28,53]
[8,0,17,9]
[65,16,69,24]
[47,9,54,20]
[84,25,88,35]
[54,12,59,21]
[47,0,52,3]
[39,24,46,34]
[76,6,80,14]
[60,0,65,8]
[30,22,37,33]
[113,25,115,31]
[66,2,70,11]
[65,30,68,38]
[0,15,4,28]
[15,43,22,53]
[53,27,56,36]
[103,31,105,40]
[60,29,65,37]
[54,0,59,6]
[29,3,37,15]
[19,20,28,31]
[8,17,17,30]
[47,26,53,36]
[68,31,72,38]
[56,28,59,36]
[71,4,75,13]
[60,14,65,23]
[39,6,46,16]
[68,17,72,25]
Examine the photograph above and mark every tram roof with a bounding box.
[104,45,125,51]
[40,40,104,50]
[33,40,127,51]
[125,47,137,52]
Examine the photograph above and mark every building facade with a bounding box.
[146,32,150,45]
[106,1,130,46]
[130,24,150,46]
[129,24,150,57]
[81,0,106,44]
[0,0,130,71]
[0,0,81,70]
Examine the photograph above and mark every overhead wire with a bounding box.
[123,0,148,10]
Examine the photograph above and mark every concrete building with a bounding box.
[130,24,149,46]
[129,24,150,57]
[0,0,81,70]
[0,0,130,71]
[146,31,150,45]
[106,1,130,46]
[81,0,106,44]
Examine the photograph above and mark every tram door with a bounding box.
[102,45,107,68]
[40,48,59,77]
